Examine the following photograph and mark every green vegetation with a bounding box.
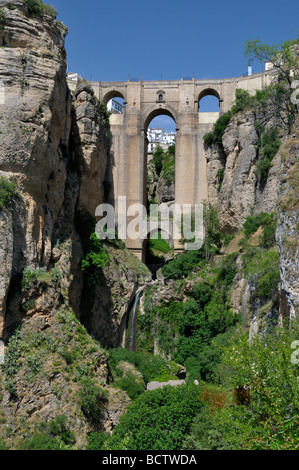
[77,378,108,424]
[1,307,109,448]
[203,111,232,147]
[255,124,281,183]
[141,250,239,379]
[243,248,280,299]
[21,266,62,291]
[0,8,5,30]
[161,201,222,279]
[244,37,299,88]
[152,144,175,184]
[109,348,178,385]
[204,37,299,157]
[162,250,203,280]
[186,322,299,450]
[24,0,58,18]
[0,177,18,210]
[243,211,277,246]
[88,384,202,450]
[81,233,110,285]
[149,231,171,255]
[152,144,164,176]
[19,416,75,450]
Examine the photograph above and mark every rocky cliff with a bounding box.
[0,1,150,446]
[204,96,298,331]
[0,0,150,341]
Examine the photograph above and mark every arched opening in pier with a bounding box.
[144,110,177,266]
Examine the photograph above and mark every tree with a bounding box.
[244,37,299,86]
[244,38,299,130]
[152,144,164,176]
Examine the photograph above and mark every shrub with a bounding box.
[255,126,281,183]
[24,0,58,18]
[217,322,299,450]
[77,378,108,422]
[152,144,164,176]
[50,267,61,285]
[102,384,202,450]
[149,233,171,254]
[109,348,176,384]
[19,415,75,450]
[243,248,280,298]
[115,375,145,400]
[0,177,18,210]
[203,112,232,147]
[0,8,5,30]
[21,266,38,291]
[243,212,276,240]
[81,233,110,284]
[162,250,202,279]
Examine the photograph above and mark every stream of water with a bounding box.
[242,283,250,329]
[129,288,144,352]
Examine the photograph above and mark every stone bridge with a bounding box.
[88,70,274,261]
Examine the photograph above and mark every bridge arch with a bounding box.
[197,88,221,113]
[143,104,178,131]
[102,89,126,106]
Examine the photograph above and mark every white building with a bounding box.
[147,127,176,153]
[107,99,124,114]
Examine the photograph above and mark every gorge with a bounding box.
[0,0,298,451]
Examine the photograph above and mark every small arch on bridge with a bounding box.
[102,90,126,105]
[197,88,221,113]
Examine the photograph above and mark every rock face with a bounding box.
[276,115,299,320]
[205,104,299,326]
[206,110,281,233]
[0,1,152,441]
[0,1,114,340]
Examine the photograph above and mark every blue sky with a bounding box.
[53,0,299,130]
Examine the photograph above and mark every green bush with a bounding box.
[0,177,18,210]
[101,384,202,450]
[77,378,108,422]
[24,0,58,17]
[19,415,75,450]
[81,233,110,284]
[0,7,5,30]
[108,348,176,384]
[149,232,171,254]
[21,266,38,291]
[215,322,299,450]
[203,112,232,147]
[243,248,280,298]
[243,212,276,241]
[115,375,145,400]
[162,250,203,279]
[223,233,235,246]
[255,126,281,183]
[152,144,164,176]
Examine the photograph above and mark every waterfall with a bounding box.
[242,283,250,329]
[129,288,144,352]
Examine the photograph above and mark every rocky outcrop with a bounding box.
[0,1,113,340]
[204,102,299,327]
[206,110,282,233]
[72,83,109,216]
[276,115,299,320]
